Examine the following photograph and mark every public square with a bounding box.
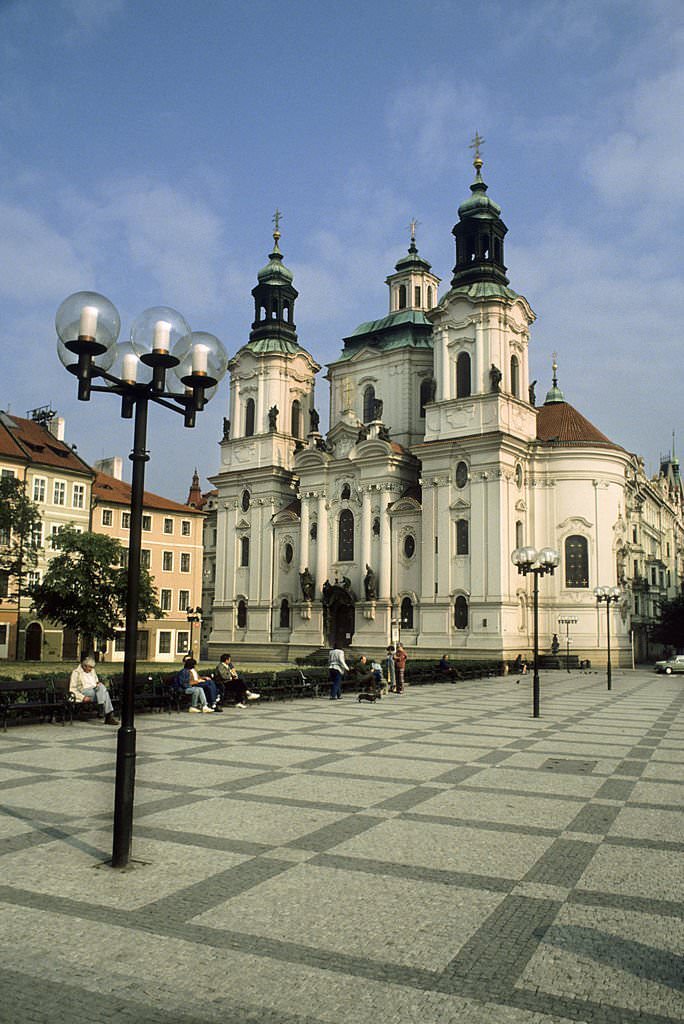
[0,668,682,1024]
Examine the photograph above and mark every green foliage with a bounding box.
[0,476,42,597]
[28,526,163,652]
[650,593,684,650]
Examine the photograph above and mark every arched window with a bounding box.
[427,286,433,308]
[420,378,435,418]
[283,301,291,323]
[240,536,249,566]
[480,234,489,259]
[341,483,351,501]
[245,398,255,437]
[515,520,524,548]
[456,352,471,398]
[291,400,301,438]
[363,385,375,423]
[455,461,468,488]
[398,284,407,309]
[279,599,290,629]
[456,519,469,555]
[284,542,293,564]
[401,596,414,629]
[494,239,502,263]
[241,489,250,512]
[510,355,519,398]
[237,600,247,628]
[338,509,354,561]
[454,595,468,629]
[414,286,421,306]
[565,535,589,588]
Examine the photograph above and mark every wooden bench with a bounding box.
[0,680,69,732]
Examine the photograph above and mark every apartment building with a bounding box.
[93,461,205,662]
[0,408,94,660]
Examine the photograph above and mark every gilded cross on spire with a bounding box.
[408,217,419,242]
[552,351,558,387]
[469,131,485,171]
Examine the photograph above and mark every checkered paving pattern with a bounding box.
[1,669,682,1024]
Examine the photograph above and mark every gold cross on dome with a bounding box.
[408,217,419,241]
[273,208,282,233]
[469,132,485,160]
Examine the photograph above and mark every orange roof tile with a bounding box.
[0,413,93,475]
[93,472,205,514]
[536,402,621,449]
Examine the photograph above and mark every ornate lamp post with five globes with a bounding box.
[56,291,227,868]
[512,545,560,718]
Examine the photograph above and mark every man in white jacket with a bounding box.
[69,655,118,725]
[328,647,349,700]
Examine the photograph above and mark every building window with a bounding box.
[414,285,421,306]
[114,631,126,653]
[178,590,190,611]
[162,551,173,572]
[363,385,375,423]
[33,477,46,503]
[53,481,66,506]
[237,600,247,628]
[456,519,469,555]
[515,520,524,548]
[398,284,407,309]
[101,508,113,527]
[142,514,152,531]
[141,549,151,569]
[1,469,15,479]
[0,571,9,598]
[240,536,249,566]
[510,354,519,398]
[180,553,190,573]
[72,483,85,509]
[284,542,293,564]
[241,489,250,512]
[279,598,290,628]
[0,526,9,546]
[338,509,354,561]
[454,595,469,629]
[245,397,255,437]
[456,352,471,398]
[31,523,42,548]
[120,548,129,568]
[401,596,414,629]
[404,534,415,559]
[176,631,190,654]
[291,400,301,438]
[565,535,589,588]
[427,286,433,307]
[158,631,172,654]
[455,461,468,488]
[181,519,191,537]
[163,517,173,534]
[27,570,40,588]
[160,589,172,612]
[121,512,130,529]
[420,378,435,417]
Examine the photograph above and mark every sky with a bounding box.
[1,0,682,500]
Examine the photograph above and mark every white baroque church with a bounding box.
[205,153,683,665]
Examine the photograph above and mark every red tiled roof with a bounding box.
[0,413,93,475]
[536,402,621,449]
[93,472,205,514]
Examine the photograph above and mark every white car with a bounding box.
[654,655,684,674]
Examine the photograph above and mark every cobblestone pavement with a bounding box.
[1,669,682,1024]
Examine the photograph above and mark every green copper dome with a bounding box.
[457,168,502,220]
[394,239,432,273]
[257,236,294,285]
[544,359,566,405]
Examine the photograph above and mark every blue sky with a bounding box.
[1,0,682,498]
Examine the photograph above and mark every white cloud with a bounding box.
[60,0,125,40]
[0,202,92,301]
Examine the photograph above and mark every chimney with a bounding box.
[94,456,124,480]
[47,416,65,441]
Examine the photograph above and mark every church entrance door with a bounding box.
[330,602,355,649]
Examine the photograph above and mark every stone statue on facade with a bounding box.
[309,407,320,432]
[528,380,537,406]
[222,417,230,440]
[299,568,315,602]
[490,364,502,392]
[357,425,368,443]
[378,424,391,442]
[268,405,279,431]
[371,397,384,421]
[364,564,377,600]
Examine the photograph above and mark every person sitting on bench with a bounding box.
[214,653,260,709]
[69,654,119,725]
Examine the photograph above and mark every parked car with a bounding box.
[654,655,684,674]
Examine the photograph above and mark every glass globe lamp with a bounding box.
[129,306,191,367]
[55,291,120,356]
[172,331,228,390]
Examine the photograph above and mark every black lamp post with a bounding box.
[558,615,578,673]
[56,291,227,868]
[594,586,621,690]
[512,545,559,718]
[187,606,202,656]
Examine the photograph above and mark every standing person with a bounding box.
[328,646,349,700]
[394,643,407,694]
[385,645,396,692]
[214,653,260,709]
[69,654,119,725]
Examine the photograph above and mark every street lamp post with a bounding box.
[56,291,227,868]
[594,586,621,691]
[512,545,560,718]
[558,615,578,673]
[187,606,202,656]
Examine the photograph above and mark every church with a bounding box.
[204,148,683,665]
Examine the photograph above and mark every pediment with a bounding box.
[449,497,471,511]
[558,515,593,531]
[236,518,250,530]
[515,499,527,512]
[390,496,422,514]
[273,509,300,525]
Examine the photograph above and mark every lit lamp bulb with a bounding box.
[79,305,98,339]
[192,344,209,375]
[152,320,172,354]
[122,354,138,384]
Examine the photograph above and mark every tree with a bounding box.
[28,526,163,656]
[0,476,42,658]
[650,593,684,652]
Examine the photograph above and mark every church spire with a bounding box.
[451,135,509,289]
[544,353,566,405]
[249,212,300,351]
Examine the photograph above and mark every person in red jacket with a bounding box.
[393,643,407,694]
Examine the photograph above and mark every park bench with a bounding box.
[0,679,69,732]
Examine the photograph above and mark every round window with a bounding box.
[284,543,293,564]
[455,461,468,488]
[403,534,416,559]
[241,489,250,511]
